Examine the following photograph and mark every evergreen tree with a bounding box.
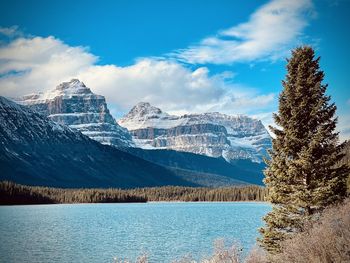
[259,46,349,254]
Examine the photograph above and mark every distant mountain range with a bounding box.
[2,79,273,187]
[0,96,193,188]
[17,79,271,163]
[119,102,271,163]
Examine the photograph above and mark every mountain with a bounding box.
[13,80,269,186]
[16,81,271,163]
[0,96,195,188]
[118,102,272,163]
[16,79,133,148]
[126,148,265,185]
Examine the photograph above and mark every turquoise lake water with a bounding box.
[0,202,271,263]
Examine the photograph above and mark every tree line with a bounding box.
[128,185,266,202]
[0,181,147,204]
[0,181,267,205]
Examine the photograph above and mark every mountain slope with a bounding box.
[118,102,272,162]
[0,96,196,188]
[126,147,265,185]
[16,79,133,148]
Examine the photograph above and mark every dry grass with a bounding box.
[244,247,267,263]
[198,239,242,263]
[271,199,350,263]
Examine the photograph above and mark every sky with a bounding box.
[0,0,349,140]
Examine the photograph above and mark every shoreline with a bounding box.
[0,200,269,207]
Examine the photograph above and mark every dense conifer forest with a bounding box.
[0,181,266,205]
[0,181,147,204]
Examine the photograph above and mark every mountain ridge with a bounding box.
[17,80,272,163]
[16,79,134,148]
[119,101,272,162]
[125,147,265,185]
[11,79,270,186]
[0,96,196,188]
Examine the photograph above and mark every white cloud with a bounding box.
[0,0,314,130]
[338,114,350,142]
[0,36,97,97]
[0,26,22,38]
[171,0,314,64]
[0,35,274,119]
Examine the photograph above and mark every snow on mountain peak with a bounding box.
[42,78,97,100]
[56,79,90,93]
[118,102,272,162]
[16,79,97,104]
[119,103,266,135]
[119,102,177,130]
[16,80,134,148]
[127,102,164,118]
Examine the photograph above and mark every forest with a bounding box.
[0,181,266,205]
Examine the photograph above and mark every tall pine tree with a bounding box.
[259,46,349,254]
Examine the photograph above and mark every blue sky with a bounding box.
[0,0,349,139]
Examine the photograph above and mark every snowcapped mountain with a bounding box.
[0,96,195,188]
[16,80,271,163]
[16,79,133,148]
[118,102,272,162]
[0,96,86,145]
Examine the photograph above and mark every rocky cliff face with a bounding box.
[118,102,272,162]
[16,79,133,148]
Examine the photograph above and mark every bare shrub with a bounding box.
[113,252,148,263]
[170,239,242,263]
[244,246,268,263]
[201,239,242,263]
[271,199,350,263]
[119,240,247,263]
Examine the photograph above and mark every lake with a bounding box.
[0,202,271,263]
